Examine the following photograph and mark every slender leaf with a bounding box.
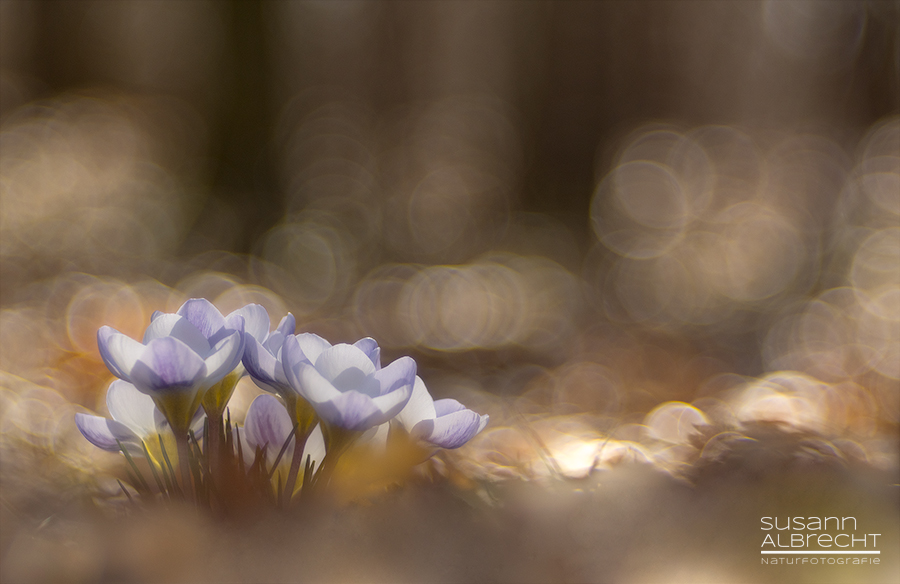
[116,439,151,493]
[139,439,167,497]
[117,479,135,503]
[158,434,181,496]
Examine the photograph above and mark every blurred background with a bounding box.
[1,1,898,583]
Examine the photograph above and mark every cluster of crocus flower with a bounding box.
[75,299,488,507]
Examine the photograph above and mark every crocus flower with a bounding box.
[240,316,306,397]
[97,298,245,434]
[195,303,294,415]
[281,336,414,433]
[244,332,377,396]
[75,380,204,460]
[394,376,489,449]
[238,394,325,488]
[245,332,379,436]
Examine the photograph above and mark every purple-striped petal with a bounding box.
[229,304,269,343]
[97,326,143,381]
[262,330,285,355]
[353,337,381,369]
[285,359,342,404]
[372,356,416,396]
[75,412,140,453]
[129,337,208,393]
[292,333,332,365]
[203,330,245,386]
[433,398,467,417]
[142,313,210,355]
[314,391,384,431]
[315,344,377,383]
[243,335,282,393]
[177,298,227,342]
[244,394,294,465]
[281,335,303,389]
[412,409,486,449]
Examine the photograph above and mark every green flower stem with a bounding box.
[175,432,194,503]
[282,425,313,507]
[282,392,317,438]
[206,412,222,475]
[202,372,241,481]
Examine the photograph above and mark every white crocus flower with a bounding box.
[395,376,489,449]
[75,380,204,462]
[96,298,245,434]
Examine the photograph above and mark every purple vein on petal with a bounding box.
[130,337,207,391]
[177,298,227,342]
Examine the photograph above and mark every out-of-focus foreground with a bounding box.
[1,2,898,583]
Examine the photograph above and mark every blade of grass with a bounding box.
[139,440,167,497]
[117,479,135,503]
[117,440,151,493]
[268,425,297,480]
[235,427,245,476]
[299,454,314,502]
[158,434,181,497]
[154,437,176,496]
[123,468,143,497]
[203,417,211,471]
[188,430,206,505]
[248,445,266,477]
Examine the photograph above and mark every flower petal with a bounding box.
[412,409,486,449]
[229,304,269,343]
[301,424,325,474]
[395,376,437,430]
[244,394,294,465]
[142,313,210,356]
[315,344,377,384]
[284,357,342,405]
[293,333,332,366]
[314,391,384,431]
[212,311,244,346]
[75,412,141,453]
[243,335,282,392]
[129,337,208,393]
[369,382,413,423]
[476,413,489,434]
[433,398,467,417]
[177,298,227,342]
[353,337,381,369]
[203,330,245,386]
[372,356,416,396]
[106,380,159,436]
[97,326,143,381]
[263,330,285,356]
[275,313,296,338]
